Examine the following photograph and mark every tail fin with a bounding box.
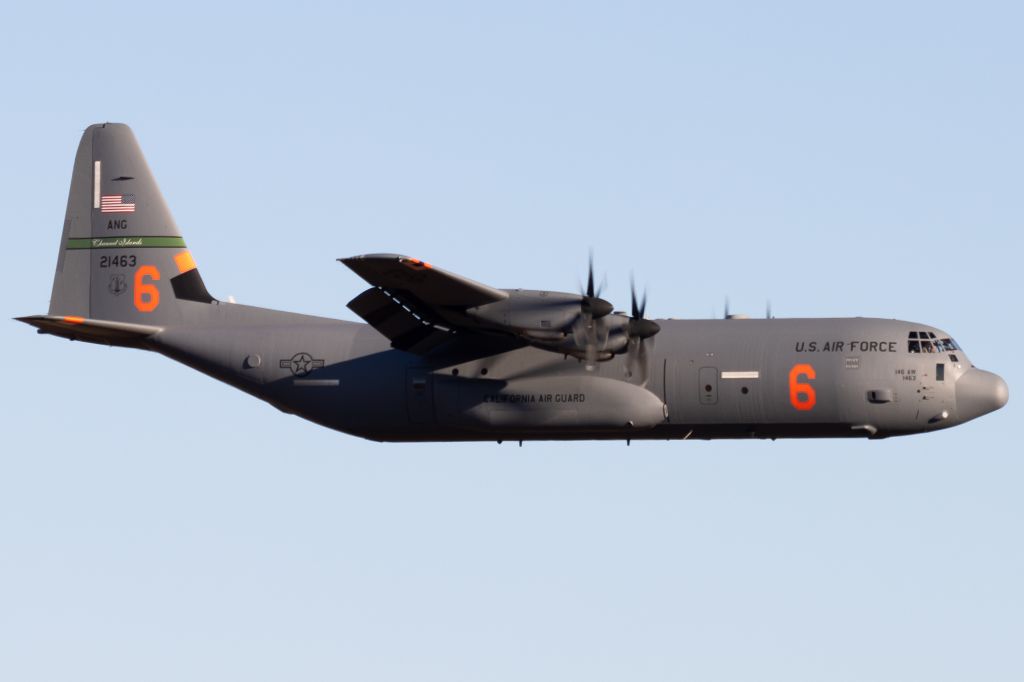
[46,123,214,327]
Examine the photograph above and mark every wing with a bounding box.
[340,254,510,354]
[341,254,507,307]
[340,254,650,363]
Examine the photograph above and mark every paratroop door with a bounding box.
[699,366,718,405]
[406,369,435,424]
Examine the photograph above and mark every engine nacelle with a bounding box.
[463,290,645,361]
[465,289,610,334]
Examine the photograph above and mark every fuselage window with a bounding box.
[936,363,945,381]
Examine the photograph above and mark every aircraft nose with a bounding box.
[955,368,1009,422]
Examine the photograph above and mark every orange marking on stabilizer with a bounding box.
[63,316,85,325]
[174,250,197,274]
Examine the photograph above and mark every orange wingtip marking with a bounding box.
[63,316,85,325]
[403,258,432,270]
[174,250,197,274]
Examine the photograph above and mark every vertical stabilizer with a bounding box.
[48,123,213,325]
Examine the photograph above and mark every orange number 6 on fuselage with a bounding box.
[789,363,816,411]
[134,265,161,312]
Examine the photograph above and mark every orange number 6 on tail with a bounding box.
[789,363,816,411]
[134,265,161,312]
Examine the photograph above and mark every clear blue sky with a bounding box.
[1,2,1021,680]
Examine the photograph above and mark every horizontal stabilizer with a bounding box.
[16,315,161,348]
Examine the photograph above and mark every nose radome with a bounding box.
[955,368,1009,422]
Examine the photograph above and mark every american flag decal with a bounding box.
[100,194,136,213]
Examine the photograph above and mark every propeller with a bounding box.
[580,251,612,318]
[568,256,659,374]
[625,275,660,384]
[573,253,613,369]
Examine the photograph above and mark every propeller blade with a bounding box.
[571,315,586,349]
[627,276,658,338]
[589,252,607,298]
[625,275,658,384]
[571,304,600,371]
[595,317,610,350]
[630,274,639,319]
[579,252,612,318]
[625,334,655,385]
[584,325,598,370]
[586,251,595,298]
[629,275,649,319]
[637,336,649,383]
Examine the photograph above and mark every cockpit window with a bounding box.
[908,331,960,353]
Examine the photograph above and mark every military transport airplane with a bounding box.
[18,124,1009,442]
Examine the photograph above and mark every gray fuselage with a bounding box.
[145,303,1007,442]
[27,123,1007,443]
